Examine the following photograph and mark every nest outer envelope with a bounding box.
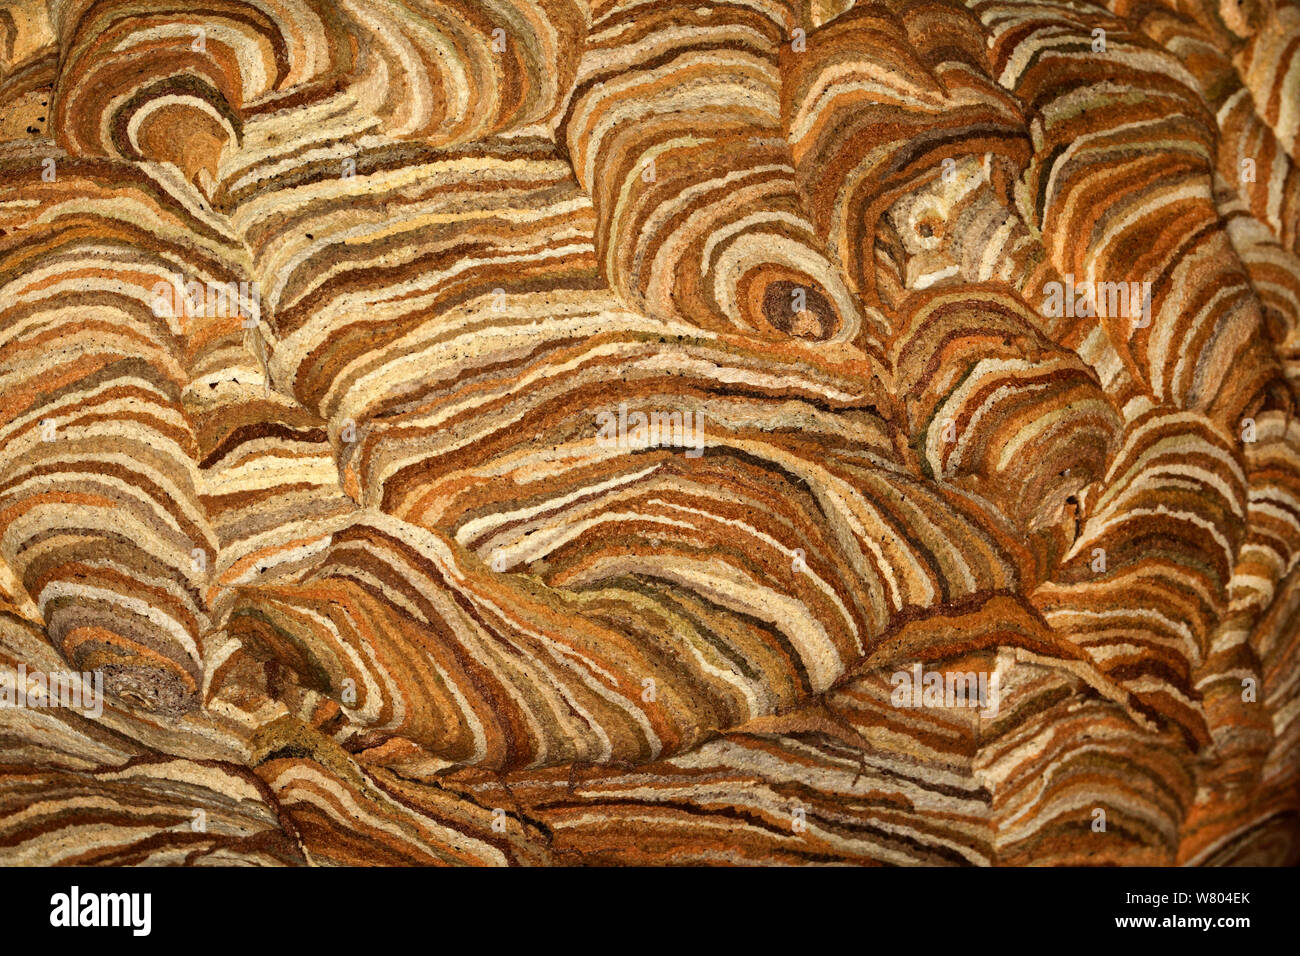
[0,0,1298,865]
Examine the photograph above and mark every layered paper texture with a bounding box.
[0,0,1298,865]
